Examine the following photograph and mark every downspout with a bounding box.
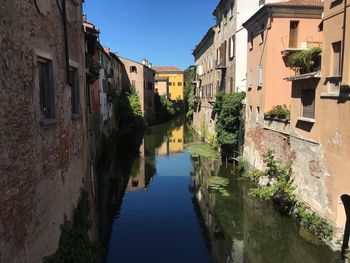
[62,0,70,84]
[341,0,347,81]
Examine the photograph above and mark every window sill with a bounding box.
[71,113,81,120]
[40,118,57,127]
[320,91,339,98]
[325,75,341,80]
[297,117,315,123]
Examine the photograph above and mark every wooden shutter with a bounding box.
[289,21,299,48]
[248,68,253,88]
[332,41,341,76]
[302,89,315,119]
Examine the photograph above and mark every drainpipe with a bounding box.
[341,0,347,81]
[62,0,70,84]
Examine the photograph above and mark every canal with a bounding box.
[97,117,340,263]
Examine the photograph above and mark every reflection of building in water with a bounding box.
[126,140,156,192]
[157,125,184,156]
[191,155,244,263]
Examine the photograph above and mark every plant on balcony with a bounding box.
[264,104,290,121]
[287,47,322,73]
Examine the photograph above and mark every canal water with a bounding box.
[98,117,340,263]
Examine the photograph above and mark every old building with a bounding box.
[119,57,156,125]
[0,1,92,262]
[243,0,323,169]
[153,66,184,101]
[192,28,217,136]
[154,76,169,97]
[286,0,350,240]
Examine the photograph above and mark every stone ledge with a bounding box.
[40,118,57,127]
[297,117,315,123]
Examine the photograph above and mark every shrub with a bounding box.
[265,104,290,120]
[117,86,142,122]
[295,203,333,241]
[214,92,245,156]
[244,150,295,214]
[44,191,97,263]
[287,47,322,73]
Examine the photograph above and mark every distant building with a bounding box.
[155,76,169,97]
[119,57,156,125]
[153,66,184,101]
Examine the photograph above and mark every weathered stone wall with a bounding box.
[0,1,91,262]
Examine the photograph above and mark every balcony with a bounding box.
[215,59,226,70]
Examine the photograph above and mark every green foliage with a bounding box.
[184,67,196,119]
[245,150,334,241]
[236,158,249,174]
[117,87,142,122]
[154,94,179,123]
[244,150,296,214]
[199,120,206,139]
[206,132,217,148]
[44,191,97,263]
[295,203,334,241]
[185,143,220,159]
[208,176,231,197]
[265,104,290,120]
[287,47,322,73]
[213,92,245,156]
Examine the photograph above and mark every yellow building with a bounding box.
[153,66,184,101]
[156,125,184,156]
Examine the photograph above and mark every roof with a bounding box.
[271,0,323,7]
[155,76,169,81]
[118,56,156,73]
[243,0,323,28]
[192,27,215,55]
[153,66,183,73]
[212,0,227,16]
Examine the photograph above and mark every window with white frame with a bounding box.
[229,35,235,59]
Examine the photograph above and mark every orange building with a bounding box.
[243,0,323,169]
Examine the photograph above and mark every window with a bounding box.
[177,82,183,86]
[217,48,221,65]
[289,21,299,48]
[38,58,54,119]
[301,89,315,119]
[249,31,254,50]
[173,82,176,86]
[69,67,80,115]
[169,82,172,86]
[147,81,154,90]
[332,41,341,76]
[258,65,263,87]
[257,106,260,114]
[230,1,234,15]
[248,68,253,89]
[259,0,265,6]
[130,66,137,73]
[229,35,235,59]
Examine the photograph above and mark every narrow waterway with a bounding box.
[98,117,340,263]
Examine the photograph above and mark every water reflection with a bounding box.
[191,154,340,263]
[97,117,340,263]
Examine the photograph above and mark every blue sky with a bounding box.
[84,0,218,70]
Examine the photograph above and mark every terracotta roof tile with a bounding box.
[269,0,323,7]
[153,66,183,72]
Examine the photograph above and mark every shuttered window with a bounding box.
[229,35,235,59]
[248,68,253,89]
[38,58,55,118]
[289,21,299,48]
[258,65,263,87]
[301,89,315,119]
[69,67,80,115]
[332,41,341,76]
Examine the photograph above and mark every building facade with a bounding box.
[153,66,184,101]
[287,0,350,239]
[0,1,93,262]
[119,57,156,125]
[243,1,323,169]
